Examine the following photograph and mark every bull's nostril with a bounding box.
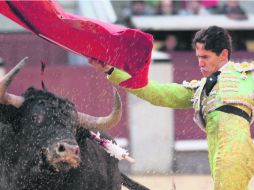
[75,148,79,155]
[58,144,66,152]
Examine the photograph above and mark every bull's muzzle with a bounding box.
[46,140,81,172]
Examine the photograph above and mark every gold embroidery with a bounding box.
[201,105,206,114]
[222,94,254,103]
[221,88,238,92]
[221,83,238,89]
[205,103,217,113]
[219,78,239,82]
[241,71,248,80]
[182,80,201,89]
[222,95,254,115]
[192,78,206,111]
[220,73,238,79]
[207,98,216,105]
[209,90,217,96]
[234,61,254,72]
[231,104,252,117]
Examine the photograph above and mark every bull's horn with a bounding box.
[78,87,122,131]
[0,57,27,107]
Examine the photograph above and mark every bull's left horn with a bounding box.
[78,87,122,131]
[0,57,27,107]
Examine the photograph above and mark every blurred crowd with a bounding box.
[120,0,248,21]
[117,0,252,52]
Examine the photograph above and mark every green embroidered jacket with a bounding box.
[108,61,254,130]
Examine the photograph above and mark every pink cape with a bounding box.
[0,1,153,88]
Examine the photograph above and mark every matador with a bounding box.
[90,26,254,190]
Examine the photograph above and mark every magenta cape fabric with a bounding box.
[0,1,153,88]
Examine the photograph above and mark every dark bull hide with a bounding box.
[0,58,149,190]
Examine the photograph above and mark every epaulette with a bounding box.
[233,61,254,80]
[182,79,201,89]
[234,61,254,72]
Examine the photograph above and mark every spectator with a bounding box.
[129,0,155,16]
[156,0,177,15]
[231,32,247,51]
[159,34,180,52]
[179,0,210,15]
[119,1,155,26]
[201,0,219,14]
[218,0,248,20]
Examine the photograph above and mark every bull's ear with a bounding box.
[77,87,122,131]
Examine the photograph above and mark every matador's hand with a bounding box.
[88,58,113,73]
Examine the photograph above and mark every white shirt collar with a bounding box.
[219,61,230,72]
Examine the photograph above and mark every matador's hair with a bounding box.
[192,26,232,59]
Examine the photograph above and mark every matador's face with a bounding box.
[195,42,228,77]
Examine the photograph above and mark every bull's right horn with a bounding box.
[78,87,122,131]
[0,57,27,108]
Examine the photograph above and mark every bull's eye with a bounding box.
[31,115,38,122]
[31,114,44,124]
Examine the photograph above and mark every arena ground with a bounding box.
[122,175,254,190]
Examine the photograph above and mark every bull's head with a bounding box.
[1,57,122,173]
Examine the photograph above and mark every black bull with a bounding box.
[0,58,149,190]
